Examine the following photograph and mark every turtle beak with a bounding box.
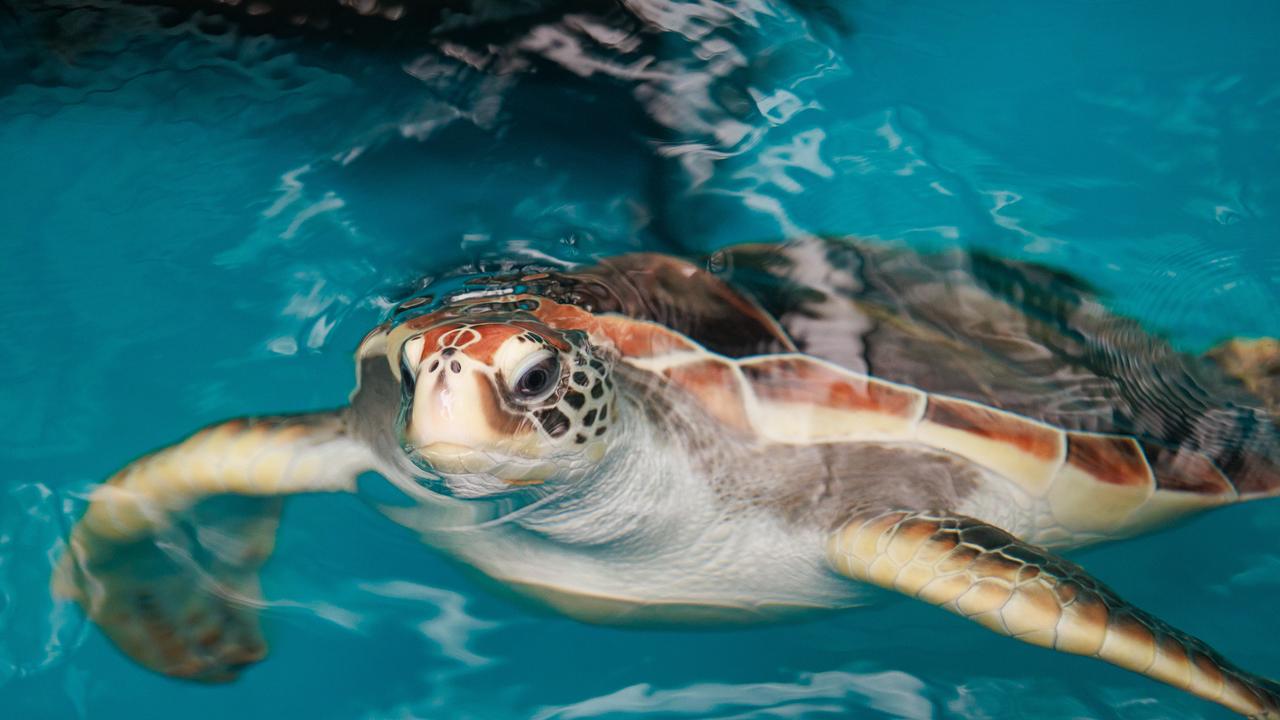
[403,350,536,474]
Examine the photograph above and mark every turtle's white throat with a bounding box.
[509,396,711,552]
[405,437,609,501]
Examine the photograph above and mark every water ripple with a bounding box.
[533,669,932,720]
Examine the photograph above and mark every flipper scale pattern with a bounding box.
[828,509,1280,718]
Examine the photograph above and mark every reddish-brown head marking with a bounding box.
[401,294,695,361]
[396,314,619,486]
[412,322,570,366]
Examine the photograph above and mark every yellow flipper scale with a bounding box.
[828,509,1280,719]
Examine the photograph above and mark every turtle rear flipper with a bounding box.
[827,509,1280,718]
[1207,338,1280,415]
[54,414,374,681]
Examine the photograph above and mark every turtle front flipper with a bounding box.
[826,510,1280,718]
[54,413,375,681]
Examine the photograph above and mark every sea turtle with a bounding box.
[55,237,1280,716]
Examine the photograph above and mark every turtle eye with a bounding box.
[510,350,560,403]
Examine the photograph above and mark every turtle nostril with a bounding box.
[429,360,440,373]
[450,360,462,373]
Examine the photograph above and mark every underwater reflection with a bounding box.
[5,0,851,252]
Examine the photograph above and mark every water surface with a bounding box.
[2,1,1279,718]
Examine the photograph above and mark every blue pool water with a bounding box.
[3,1,1280,718]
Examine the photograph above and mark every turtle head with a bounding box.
[394,319,616,493]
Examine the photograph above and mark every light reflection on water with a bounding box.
[2,1,1280,718]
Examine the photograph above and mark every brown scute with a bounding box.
[583,252,796,357]
[1015,564,1042,585]
[598,317,698,359]
[1214,447,1280,496]
[935,545,981,575]
[663,360,752,432]
[1106,613,1157,654]
[1190,651,1227,694]
[742,357,920,418]
[924,397,1062,460]
[529,299,696,358]
[893,517,941,546]
[1142,442,1234,495]
[970,553,1022,584]
[1064,433,1153,488]
[1155,634,1192,687]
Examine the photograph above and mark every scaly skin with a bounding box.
[828,509,1280,719]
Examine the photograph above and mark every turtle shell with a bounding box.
[714,238,1279,485]
[387,237,1280,541]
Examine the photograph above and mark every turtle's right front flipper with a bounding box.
[827,510,1280,718]
[54,413,375,681]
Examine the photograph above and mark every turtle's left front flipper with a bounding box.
[54,412,376,681]
[827,510,1280,718]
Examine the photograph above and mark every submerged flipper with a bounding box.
[1207,338,1280,416]
[827,510,1280,718]
[54,413,375,681]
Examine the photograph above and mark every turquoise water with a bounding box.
[2,1,1280,718]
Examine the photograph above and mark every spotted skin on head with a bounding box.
[399,319,615,485]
